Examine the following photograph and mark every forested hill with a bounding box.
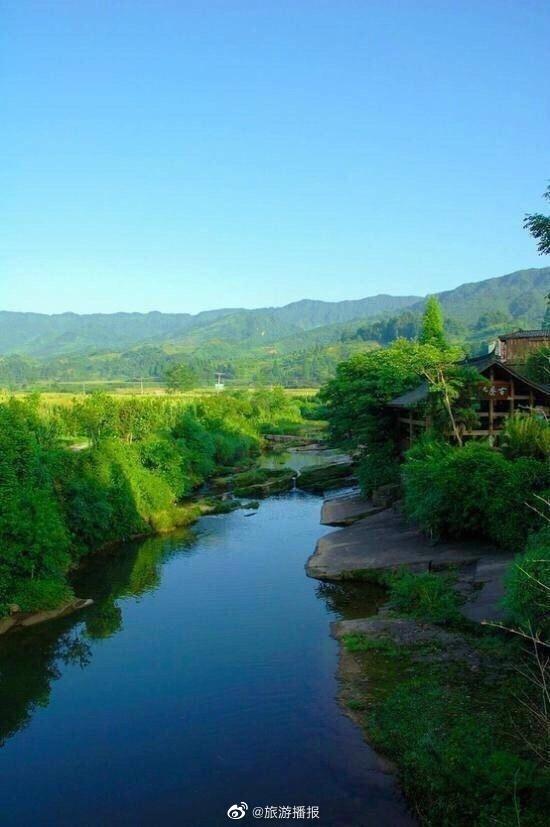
[0,294,420,357]
[1,267,548,388]
[432,267,550,324]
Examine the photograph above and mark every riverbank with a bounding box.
[0,389,323,628]
[0,457,414,826]
[310,492,549,826]
[0,437,355,635]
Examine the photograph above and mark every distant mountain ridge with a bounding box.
[0,267,548,359]
[0,294,420,356]
[429,267,550,324]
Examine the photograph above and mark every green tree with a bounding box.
[524,184,550,255]
[164,362,197,392]
[419,296,446,348]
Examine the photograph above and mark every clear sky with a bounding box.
[1,0,549,315]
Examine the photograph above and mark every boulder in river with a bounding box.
[297,461,356,493]
[212,467,296,498]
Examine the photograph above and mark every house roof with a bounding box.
[386,382,429,408]
[387,354,550,409]
[498,329,549,340]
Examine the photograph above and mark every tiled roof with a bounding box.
[386,382,429,408]
[387,353,550,408]
[498,329,549,340]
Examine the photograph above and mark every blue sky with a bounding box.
[1,0,549,314]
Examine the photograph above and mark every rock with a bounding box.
[0,615,17,634]
[233,469,296,498]
[333,617,482,667]
[306,508,500,582]
[321,493,385,526]
[371,483,402,509]
[0,598,93,635]
[212,467,296,498]
[297,461,356,493]
[460,555,512,623]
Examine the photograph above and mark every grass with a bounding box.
[342,633,401,656]
[337,566,550,826]
[344,632,549,826]
[383,569,464,623]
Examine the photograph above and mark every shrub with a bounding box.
[500,413,550,461]
[0,389,304,615]
[403,438,549,549]
[384,569,463,623]
[0,402,71,589]
[11,579,74,612]
[358,443,401,496]
[505,527,550,639]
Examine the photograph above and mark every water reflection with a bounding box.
[0,489,413,826]
[0,627,92,747]
[316,580,386,619]
[0,529,382,752]
[0,527,196,746]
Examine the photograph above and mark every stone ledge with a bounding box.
[320,493,385,526]
[0,598,93,636]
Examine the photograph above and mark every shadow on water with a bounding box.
[0,527,197,747]
[0,484,414,827]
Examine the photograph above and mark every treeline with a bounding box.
[0,343,361,390]
[0,389,305,616]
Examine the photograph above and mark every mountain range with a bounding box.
[1,267,548,387]
[0,294,420,357]
[2,267,550,358]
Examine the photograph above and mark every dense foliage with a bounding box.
[403,438,549,549]
[319,334,470,440]
[505,526,550,639]
[0,389,303,615]
[500,412,550,460]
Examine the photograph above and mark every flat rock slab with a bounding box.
[321,494,385,526]
[460,555,513,623]
[308,508,514,624]
[307,509,495,581]
[0,597,94,636]
[332,617,482,668]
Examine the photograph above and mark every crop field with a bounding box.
[1,386,319,408]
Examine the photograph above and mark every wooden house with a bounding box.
[387,332,549,449]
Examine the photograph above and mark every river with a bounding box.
[0,451,413,826]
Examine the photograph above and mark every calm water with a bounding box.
[0,468,413,826]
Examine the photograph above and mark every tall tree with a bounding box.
[164,362,197,392]
[524,184,550,255]
[419,296,446,348]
